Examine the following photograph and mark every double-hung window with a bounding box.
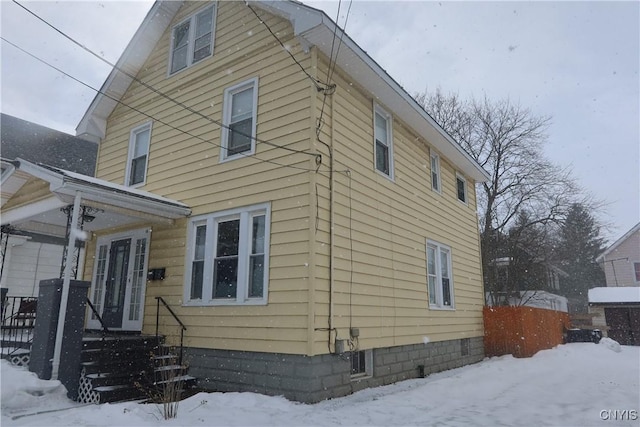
[126,122,151,187]
[426,240,454,309]
[221,78,258,161]
[456,173,467,204]
[185,203,270,305]
[634,262,640,282]
[169,5,215,75]
[431,153,441,193]
[374,105,394,179]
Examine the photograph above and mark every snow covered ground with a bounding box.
[2,339,638,426]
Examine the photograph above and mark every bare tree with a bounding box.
[416,89,583,302]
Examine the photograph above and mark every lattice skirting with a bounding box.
[77,368,100,404]
[9,352,30,367]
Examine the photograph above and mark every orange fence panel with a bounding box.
[483,306,570,358]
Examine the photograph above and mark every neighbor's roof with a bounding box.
[596,222,640,262]
[76,0,490,182]
[1,113,97,176]
[588,287,640,304]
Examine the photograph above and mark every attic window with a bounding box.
[169,5,216,75]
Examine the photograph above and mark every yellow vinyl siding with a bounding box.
[87,1,484,357]
[311,53,483,354]
[89,1,315,354]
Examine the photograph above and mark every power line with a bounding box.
[317,0,353,139]
[2,36,323,174]
[11,0,318,160]
[328,0,353,85]
[245,2,333,94]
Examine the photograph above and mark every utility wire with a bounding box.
[2,37,323,173]
[246,2,333,94]
[327,0,353,84]
[326,0,343,85]
[317,0,353,140]
[11,0,318,160]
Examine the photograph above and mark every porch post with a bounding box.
[51,191,82,380]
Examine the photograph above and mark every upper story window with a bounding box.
[185,203,271,306]
[221,78,258,162]
[126,122,152,187]
[427,240,454,309]
[169,5,216,75]
[456,173,467,204]
[431,153,441,193]
[374,105,394,179]
[634,262,640,282]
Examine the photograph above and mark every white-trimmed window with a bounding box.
[456,173,467,204]
[634,262,640,282]
[431,153,441,193]
[185,203,270,305]
[374,105,393,179]
[126,122,152,187]
[220,78,258,161]
[426,240,454,309]
[169,5,216,75]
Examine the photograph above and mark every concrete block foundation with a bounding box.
[185,337,484,403]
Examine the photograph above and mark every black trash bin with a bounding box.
[565,328,602,343]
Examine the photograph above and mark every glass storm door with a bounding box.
[88,229,149,331]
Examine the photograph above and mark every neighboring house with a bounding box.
[596,223,640,287]
[486,254,568,310]
[0,114,97,298]
[486,290,568,313]
[1,113,97,176]
[588,287,640,345]
[1,1,490,402]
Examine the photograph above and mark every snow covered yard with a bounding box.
[1,340,638,426]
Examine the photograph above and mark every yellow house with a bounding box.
[1,1,489,402]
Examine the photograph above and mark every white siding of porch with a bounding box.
[2,240,63,297]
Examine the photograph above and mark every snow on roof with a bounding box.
[588,287,640,304]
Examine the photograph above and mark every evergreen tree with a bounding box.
[555,203,606,312]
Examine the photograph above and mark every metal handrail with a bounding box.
[1,296,37,357]
[86,298,109,333]
[155,296,187,365]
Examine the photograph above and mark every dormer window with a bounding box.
[169,5,216,75]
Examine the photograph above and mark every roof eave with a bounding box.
[12,158,191,220]
[75,0,183,142]
[77,0,489,181]
[596,222,640,262]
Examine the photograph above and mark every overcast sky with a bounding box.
[1,1,638,242]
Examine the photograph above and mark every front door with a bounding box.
[88,228,149,331]
[102,238,131,328]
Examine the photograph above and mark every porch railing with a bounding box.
[155,296,187,365]
[1,296,38,357]
[86,298,110,334]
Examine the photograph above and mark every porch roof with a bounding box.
[1,158,191,237]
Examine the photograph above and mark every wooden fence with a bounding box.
[483,306,571,358]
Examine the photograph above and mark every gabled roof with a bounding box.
[76,0,490,183]
[1,113,97,176]
[596,222,640,262]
